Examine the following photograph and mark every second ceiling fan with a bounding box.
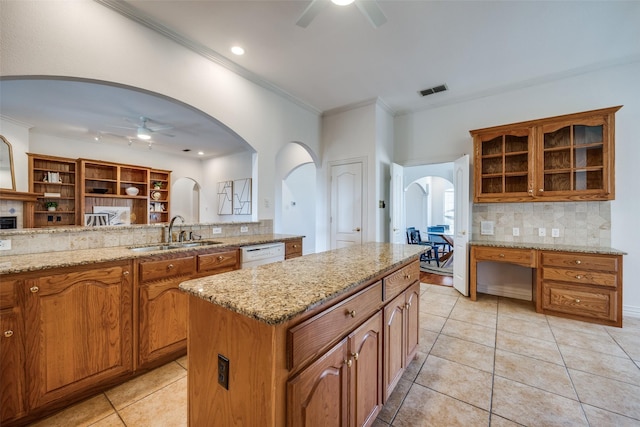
[296,0,387,29]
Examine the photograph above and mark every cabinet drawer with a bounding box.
[139,256,196,283]
[541,281,617,321]
[288,281,382,371]
[383,262,420,301]
[540,252,618,272]
[197,250,238,274]
[542,267,618,288]
[285,239,303,259]
[473,247,535,267]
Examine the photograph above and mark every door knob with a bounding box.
[354,228,361,232]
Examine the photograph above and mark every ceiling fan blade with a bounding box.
[355,0,387,28]
[296,0,328,28]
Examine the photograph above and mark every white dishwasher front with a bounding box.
[240,242,285,268]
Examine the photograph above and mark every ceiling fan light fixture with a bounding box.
[332,0,354,5]
[137,126,151,140]
[231,46,245,56]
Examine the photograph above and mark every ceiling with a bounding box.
[1,0,639,158]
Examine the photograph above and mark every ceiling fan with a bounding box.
[296,0,387,28]
[109,116,175,140]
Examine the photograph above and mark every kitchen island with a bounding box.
[179,242,425,427]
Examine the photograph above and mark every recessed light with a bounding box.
[231,46,245,56]
[197,151,204,156]
[332,0,354,5]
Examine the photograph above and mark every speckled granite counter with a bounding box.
[0,234,302,275]
[470,240,626,255]
[179,242,425,325]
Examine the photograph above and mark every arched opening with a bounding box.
[171,177,201,223]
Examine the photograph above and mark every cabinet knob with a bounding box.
[404,274,411,280]
[405,302,411,309]
[539,188,544,192]
[167,264,174,270]
[575,299,581,303]
[347,310,356,318]
[528,189,533,194]
[344,358,352,368]
[30,286,39,293]
[499,253,505,258]
[293,244,298,248]
[3,330,13,338]
[351,352,359,361]
[217,256,224,261]
[123,271,130,276]
[575,260,582,265]
[575,275,583,279]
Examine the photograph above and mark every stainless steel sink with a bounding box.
[129,241,222,252]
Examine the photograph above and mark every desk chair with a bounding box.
[406,227,439,266]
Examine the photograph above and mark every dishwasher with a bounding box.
[240,242,285,268]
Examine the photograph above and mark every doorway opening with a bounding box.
[171,177,200,223]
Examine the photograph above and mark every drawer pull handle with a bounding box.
[345,358,352,368]
[347,310,357,318]
[123,271,130,276]
[168,264,175,270]
[293,244,298,248]
[30,286,39,293]
[4,330,13,338]
[575,299,581,303]
[351,352,359,361]
[499,254,505,258]
[575,260,582,265]
[404,274,411,280]
[575,275,583,279]
[539,188,544,192]
[217,256,224,261]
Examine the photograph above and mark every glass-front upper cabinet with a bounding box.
[472,106,620,203]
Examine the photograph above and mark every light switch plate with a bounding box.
[240,226,248,233]
[0,240,11,250]
[480,221,494,236]
[512,227,520,236]
[212,227,222,234]
[552,228,560,237]
[538,228,546,237]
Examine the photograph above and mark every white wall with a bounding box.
[394,60,640,316]
[0,0,321,221]
[201,151,254,222]
[282,163,316,254]
[172,177,199,223]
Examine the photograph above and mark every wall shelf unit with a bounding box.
[28,154,78,228]
[149,169,171,224]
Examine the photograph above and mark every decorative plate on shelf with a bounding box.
[151,191,161,201]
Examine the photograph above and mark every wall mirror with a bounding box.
[0,135,16,190]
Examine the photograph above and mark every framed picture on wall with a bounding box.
[84,213,109,227]
[217,180,233,215]
[233,178,252,215]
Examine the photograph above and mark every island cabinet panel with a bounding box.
[1,278,26,425]
[24,261,133,410]
[285,238,303,259]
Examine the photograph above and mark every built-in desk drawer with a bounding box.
[541,281,617,322]
[542,268,618,288]
[540,252,618,272]
[383,261,420,301]
[139,256,196,283]
[472,247,536,267]
[288,280,382,372]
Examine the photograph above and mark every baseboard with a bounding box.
[623,305,640,318]
[477,283,532,301]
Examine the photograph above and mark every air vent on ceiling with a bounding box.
[419,84,448,97]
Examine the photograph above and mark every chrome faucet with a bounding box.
[168,215,185,243]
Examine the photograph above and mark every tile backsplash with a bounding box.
[472,201,611,247]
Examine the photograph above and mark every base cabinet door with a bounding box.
[24,262,133,410]
[1,308,26,424]
[288,338,349,427]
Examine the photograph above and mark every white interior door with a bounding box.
[390,163,405,244]
[453,154,471,296]
[330,162,363,249]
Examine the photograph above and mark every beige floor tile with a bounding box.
[494,349,577,400]
[401,351,427,382]
[620,316,640,330]
[552,326,628,357]
[559,344,640,386]
[415,355,493,410]
[582,404,640,426]
[608,328,640,361]
[491,376,588,426]
[420,293,457,317]
[88,413,126,427]
[569,369,640,420]
[392,384,490,427]
[419,311,447,333]
[497,298,540,322]
[377,378,412,423]
[430,334,494,373]
[546,315,609,337]
[496,330,563,365]
[489,414,523,426]
[441,318,496,348]
[423,284,460,297]
[418,328,439,353]
[455,294,498,313]
[30,394,116,427]
[497,313,555,342]
[118,377,187,427]
[105,362,187,410]
[449,304,497,327]
[175,355,188,370]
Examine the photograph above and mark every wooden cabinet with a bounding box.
[137,248,239,368]
[24,261,133,410]
[537,251,622,327]
[383,281,420,400]
[285,238,303,259]
[472,106,621,202]
[149,169,171,224]
[79,159,151,225]
[0,279,26,425]
[28,154,78,227]
[287,311,383,427]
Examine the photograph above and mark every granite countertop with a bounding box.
[0,234,303,275]
[469,240,627,255]
[179,242,425,326]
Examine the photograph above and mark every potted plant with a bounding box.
[45,201,58,212]
[153,181,162,189]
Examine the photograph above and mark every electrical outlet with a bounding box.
[218,354,229,390]
[0,240,11,251]
[538,228,546,237]
[240,226,248,233]
[212,227,222,234]
[512,227,520,236]
[552,228,560,238]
